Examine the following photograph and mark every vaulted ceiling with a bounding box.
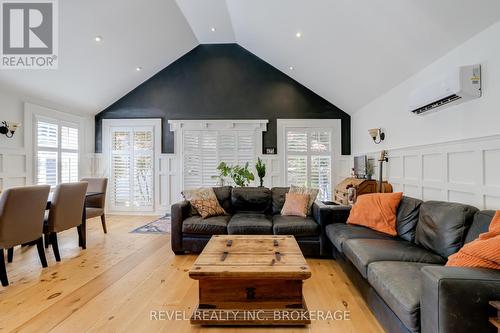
[1,0,500,115]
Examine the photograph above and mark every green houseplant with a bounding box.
[212,162,232,186]
[255,158,266,187]
[230,162,255,187]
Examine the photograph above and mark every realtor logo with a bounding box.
[1,0,58,69]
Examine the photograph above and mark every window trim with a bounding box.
[277,119,341,201]
[34,115,80,186]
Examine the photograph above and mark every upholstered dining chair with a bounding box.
[80,178,108,233]
[0,185,50,287]
[44,182,88,262]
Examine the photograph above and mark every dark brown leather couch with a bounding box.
[170,186,349,257]
[325,197,500,333]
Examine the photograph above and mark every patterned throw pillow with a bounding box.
[289,185,319,215]
[190,199,227,219]
[281,193,310,218]
[182,187,218,215]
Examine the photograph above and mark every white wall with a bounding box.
[0,84,94,189]
[349,21,500,209]
[353,21,500,154]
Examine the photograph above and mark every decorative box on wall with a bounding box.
[334,178,393,205]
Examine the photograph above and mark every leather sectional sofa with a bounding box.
[326,196,500,333]
[171,186,342,257]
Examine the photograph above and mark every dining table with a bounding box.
[46,191,104,249]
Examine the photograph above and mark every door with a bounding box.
[109,126,154,211]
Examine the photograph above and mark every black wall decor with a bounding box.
[95,44,351,155]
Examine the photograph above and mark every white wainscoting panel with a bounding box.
[0,149,28,189]
[355,134,500,210]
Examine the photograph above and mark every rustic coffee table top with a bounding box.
[189,235,311,280]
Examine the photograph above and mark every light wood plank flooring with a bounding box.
[0,215,384,333]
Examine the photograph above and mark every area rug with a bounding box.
[131,214,170,234]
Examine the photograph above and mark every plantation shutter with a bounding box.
[285,128,333,200]
[36,120,79,186]
[182,130,257,189]
[110,127,154,211]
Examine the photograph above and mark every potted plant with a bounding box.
[255,158,266,187]
[213,162,232,186]
[230,162,255,187]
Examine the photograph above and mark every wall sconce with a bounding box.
[368,128,385,144]
[0,121,21,138]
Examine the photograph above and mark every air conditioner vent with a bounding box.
[411,94,462,115]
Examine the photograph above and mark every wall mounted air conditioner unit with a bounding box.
[409,64,481,115]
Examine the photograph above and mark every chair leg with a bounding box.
[44,233,50,249]
[36,237,48,268]
[77,225,83,246]
[0,249,8,287]
[50,233,61,262]
[101,214,107,234]
[7,248,13,263]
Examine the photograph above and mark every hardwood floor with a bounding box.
[0,215,384,333]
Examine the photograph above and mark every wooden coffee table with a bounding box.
[189,235,311,325]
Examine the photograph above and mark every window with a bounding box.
[110,127,154,210]
[285,128,333,200]
[36,119,79,186]
[182,130,256,189]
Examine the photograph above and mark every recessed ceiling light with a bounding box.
[94,36,102,42]
[135,67,142,71]
[295,32,302,38]
[210,27,216,32]
[289,66,294,71]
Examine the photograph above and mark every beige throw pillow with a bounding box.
[190,198,227,219]
[281,193,310,218]
[289,185,319,215]
[182,187,218,216]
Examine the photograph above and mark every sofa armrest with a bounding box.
[170,200,191,253]
[312,201,351,227]
[421,265,500,333]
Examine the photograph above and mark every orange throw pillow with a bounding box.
[446,211,500,269]
[281,193,310,218]
[347,192,403,236]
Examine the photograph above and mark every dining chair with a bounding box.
[0,185,50,287]
[80,178,108,233]
[44,182,88,262]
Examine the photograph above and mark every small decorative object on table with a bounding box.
[255,157,266,187]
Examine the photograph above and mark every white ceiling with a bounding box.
[1,0,500,115]
[0,0,198,114]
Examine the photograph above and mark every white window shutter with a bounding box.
[285,128,333,200]
[109,128,154,210]
[201,131,218,186]
[183,131,202,189]
[182,129,258,189]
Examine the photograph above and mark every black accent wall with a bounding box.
[95,44,351,155]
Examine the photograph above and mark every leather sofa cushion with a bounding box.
[227,213,273,235]
[396,196,423,242]
[343,238,446,278]
[325,223,394,253]
[465,210,495,244]
[271,187,289,215]
[272,215,319,237]
[415,201,478,258]
[213,186,233,214]
[231,187,271,214]
[368,261,441,333]
[182,215,230,235]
